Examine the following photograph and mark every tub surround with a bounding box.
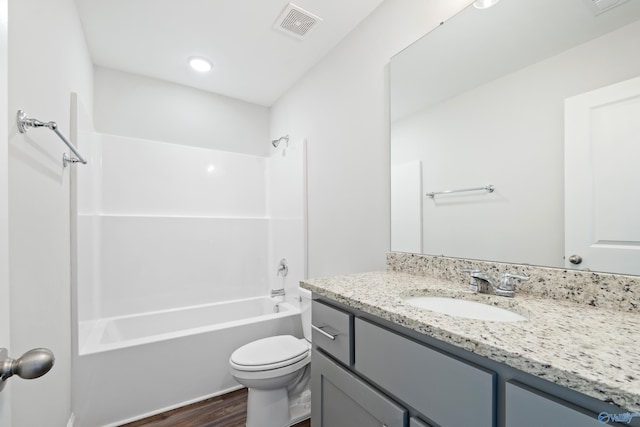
[301,252,640,413]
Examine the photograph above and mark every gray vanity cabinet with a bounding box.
[505,382,605,427]
[311,350,408,427]
[310,296,633,427]
[355,318,495,427]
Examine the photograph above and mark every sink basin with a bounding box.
[403,296,528,322]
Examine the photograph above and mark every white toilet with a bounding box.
[229,288,312,427]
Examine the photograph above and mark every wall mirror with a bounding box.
[390,0,640,275]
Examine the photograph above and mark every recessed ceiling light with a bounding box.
[473,0,500,9]
[188,57,212,72]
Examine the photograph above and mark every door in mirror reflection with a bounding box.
[565,75,640,275]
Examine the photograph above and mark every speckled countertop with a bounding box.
[301,268,640,412]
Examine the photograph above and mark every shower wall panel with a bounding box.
[77,133,271,320]
[266,141,307,303]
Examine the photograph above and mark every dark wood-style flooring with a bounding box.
[120,388,311,427]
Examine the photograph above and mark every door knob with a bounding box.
[568,254,583,265]
[0,347,55,392]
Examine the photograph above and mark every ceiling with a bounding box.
[74,0,385,107]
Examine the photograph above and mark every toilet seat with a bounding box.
[230,335,310,372]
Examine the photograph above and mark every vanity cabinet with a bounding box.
[355,318,495,427]
[311,350,408,427]
[311,301,494,427]
[505,382,605,427]
[311,296,634,427]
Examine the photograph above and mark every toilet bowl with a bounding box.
[229,288,312,427]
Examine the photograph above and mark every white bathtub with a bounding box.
[73,296,302,427]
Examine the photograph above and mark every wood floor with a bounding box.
[120,388,311,427]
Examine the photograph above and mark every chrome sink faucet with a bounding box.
[459,269,529,298]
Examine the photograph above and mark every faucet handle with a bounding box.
[459,268,481,279]
[499,273,530,291]
[277,258,288,277]
[459,268,482,292]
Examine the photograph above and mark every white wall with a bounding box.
[7,0,93,425]
[391,19,640,267]
[94,67,270,156]
[270,0,472,278]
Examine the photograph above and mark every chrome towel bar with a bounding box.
[426,184,494,198]
[17,110,87,167]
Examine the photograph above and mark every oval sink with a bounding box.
[403,296,528,322]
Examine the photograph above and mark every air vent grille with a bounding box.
[585,0,630,15]
[274,3,322,40]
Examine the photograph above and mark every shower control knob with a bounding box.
[568,254,583,265]
[0,347,55,391]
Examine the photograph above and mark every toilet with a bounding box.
[229,288,312,427]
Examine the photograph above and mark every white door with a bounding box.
[0,0,11,425]
[565,75,640,275]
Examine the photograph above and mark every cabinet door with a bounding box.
[410,417,434,427]
[355,318,495,427]
[311,350,407,427]
[505,382,605,427]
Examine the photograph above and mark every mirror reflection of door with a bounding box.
[565,75,640,275]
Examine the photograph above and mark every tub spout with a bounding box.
[271,289,285,298]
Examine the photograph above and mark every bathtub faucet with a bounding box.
[271,288,285,297]
[277,258,288,277]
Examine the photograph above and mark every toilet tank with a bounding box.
[299,287,312,342]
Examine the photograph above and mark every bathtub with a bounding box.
[73,296,302,427]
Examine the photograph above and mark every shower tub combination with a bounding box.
[72,133,307,426]
[75,297,302,427]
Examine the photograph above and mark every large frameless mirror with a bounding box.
[390,0,640,275]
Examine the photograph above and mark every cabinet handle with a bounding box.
[311,324,338,340]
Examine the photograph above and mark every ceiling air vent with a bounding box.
[585,0,630,15]
[273,3,323,40]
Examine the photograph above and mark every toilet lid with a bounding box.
[230,335,309,371]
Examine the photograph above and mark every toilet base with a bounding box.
[245,386,311,427]
[246,387,289,427]
[288,388,311,426]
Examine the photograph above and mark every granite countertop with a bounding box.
[301,271,640,412]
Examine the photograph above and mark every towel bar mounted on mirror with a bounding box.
[17,109,87,167]
[426,184,495,199]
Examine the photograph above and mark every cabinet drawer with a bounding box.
[311,350,407,427]
[312,300,352,365]
[505,382,608,427]
[355,318,495,427]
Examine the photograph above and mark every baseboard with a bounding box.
[101,385,244,427]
